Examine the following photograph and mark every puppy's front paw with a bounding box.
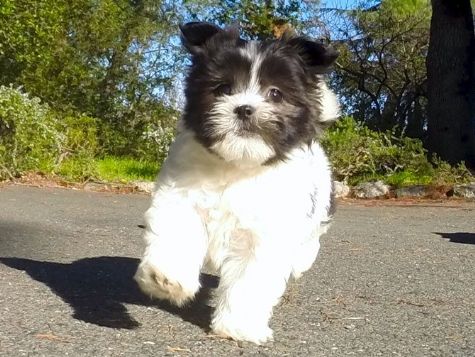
[134,260,198,307]
[211,315,274,345]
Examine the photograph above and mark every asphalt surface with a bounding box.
[0,185,474,356]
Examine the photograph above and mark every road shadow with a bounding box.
[0,256,218,330]
[435,232,475,245]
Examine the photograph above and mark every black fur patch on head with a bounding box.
[285,36,339,73]
[256,41,319,160]
[180,22,338,163]
[182,41,251,148]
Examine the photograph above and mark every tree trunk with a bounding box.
[426,0,475,168]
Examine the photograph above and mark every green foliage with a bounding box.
[57,155,98,181]
[0,0,65,86]
[329,0,431,137]
[381,0,429,15]
[61,115,99,158]
[321,117,472,186]
[429,158,473,186]
[98,106,177,162]
[57,114,100,181]
[0,83,174,182]
[0,86,105,181]
[322,116,428,183]
[95,157,159,182]
[0,0,180,140]
[0,85,163,182]
[0,86,63,179]
[185,0,320,39]
[58,156,160,183]
[139,118,177,162]
[383,171,432,187]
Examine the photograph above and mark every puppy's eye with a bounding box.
[268,88,283,103]
[214,84,232,96]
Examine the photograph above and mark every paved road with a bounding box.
[0,185,474,356]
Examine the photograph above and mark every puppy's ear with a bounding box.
[180,22,222,55]
[286,36,339,73]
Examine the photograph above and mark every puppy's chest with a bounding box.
[192,179,270,227]
[190,171,310,234]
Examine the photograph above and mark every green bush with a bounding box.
[0,86,63,179]
[0,86,103,181]
[57,155,97,181]
[57,114,99,181]
[322,116,472,186]
[61,115,99,157]
[98,114,177,163]
[139,121,176,163]
[0,86,171,182]
[430,158,472,186]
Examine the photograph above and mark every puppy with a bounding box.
[134,22,339,344]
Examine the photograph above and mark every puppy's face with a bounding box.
[180,22,338,165]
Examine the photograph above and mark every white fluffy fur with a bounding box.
[134,126,334,344]
[315,82,340,124]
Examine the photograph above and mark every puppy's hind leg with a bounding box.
[211,232,291,344]
[134,199,207,307]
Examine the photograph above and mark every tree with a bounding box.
[0,0,181,119]
[0,0,182,157]
[184,0,321,39]
[0,0,65,89]
[323,0,431,138]
[426,0,475,168]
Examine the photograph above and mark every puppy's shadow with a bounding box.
[0,256,218,330]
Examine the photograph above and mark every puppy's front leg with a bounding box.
[134,196,207,307]
[211,233,291,344]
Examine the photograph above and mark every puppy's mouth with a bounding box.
[206,115,278,164]
[235,119,258,136]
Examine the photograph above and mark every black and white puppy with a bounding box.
[135,22,339,344]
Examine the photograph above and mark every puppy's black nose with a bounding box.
[234,105,255,120]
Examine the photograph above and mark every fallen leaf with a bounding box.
[35,333,70,343]
[166,346,191,353]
